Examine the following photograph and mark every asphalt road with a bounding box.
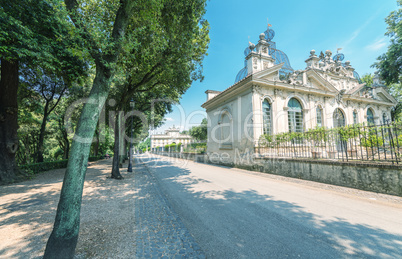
[138,154,402,258]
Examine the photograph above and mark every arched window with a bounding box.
[367,108,374,125]
[333,108,345,128]
[316,106,323,127]
[262,99,272,135]
[220,112,231,142]
[353,110,358,124]
[288,98,303,132]
[383,113,388,124]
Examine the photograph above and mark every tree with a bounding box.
[372,1,402,120]
[361,73,374,87]
[20,68,69,162]
[137,137,151,152]
[43,0,136,255]
[189,118,208,141]
[105,0,210,179]
[373,0,402,86]
[44,0,209,257]
[0,0,85,184]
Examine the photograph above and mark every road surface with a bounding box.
[137,154,402,258]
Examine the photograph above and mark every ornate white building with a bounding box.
[150,126,193,151]
[202,25,397,160]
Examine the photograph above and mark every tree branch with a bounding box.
[64,0,102,61]
[47,84,67,115]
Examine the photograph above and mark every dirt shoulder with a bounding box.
[0,158,137,259]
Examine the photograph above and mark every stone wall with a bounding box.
[154,152,402,197]
[249,158,402,197]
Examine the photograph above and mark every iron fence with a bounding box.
[256,122,402,165]
[153,141,206,154]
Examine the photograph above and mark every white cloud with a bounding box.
[341,11,380,49]
[164,117,174,122]
[366,38,387,51]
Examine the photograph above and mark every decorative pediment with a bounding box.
[254,63,284,80]
[375,88,397,104]
[347,83,365,95]
[306,69,339,93]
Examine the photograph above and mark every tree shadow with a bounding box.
[0,158,139,258]
[140,155,402,258]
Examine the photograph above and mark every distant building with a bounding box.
[202,24,397,161]
[150,126,193,151]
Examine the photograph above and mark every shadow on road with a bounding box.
[139,154,402,258]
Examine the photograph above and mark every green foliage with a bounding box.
[189,118,207,141]
[373,0,402,85]
[0,0,87,79]
[305,127,328,142]
[182,142,206,153]
[20,155,103,175]
[19,160,68,175]
[387,83,402,121]
[137,137,151,152]
[361,73,374,87]
[337,125,361,141]
[361,134,384,148]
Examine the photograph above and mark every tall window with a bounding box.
[367,108,374,125]
[316,106,323,127]
[220,112,231,142]
[262,99,272,135]
[353,110,358,124]
[288,98,303,132]
[333,108,345,128]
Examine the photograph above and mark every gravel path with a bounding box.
[0,158,138,258]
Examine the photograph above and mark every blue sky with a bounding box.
[152,0,398,135]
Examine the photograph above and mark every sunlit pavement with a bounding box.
[135,153,402,258]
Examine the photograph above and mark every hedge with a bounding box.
[20,155,104,175]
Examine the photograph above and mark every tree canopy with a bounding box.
[373,0,402,85]
[189,118,208,141]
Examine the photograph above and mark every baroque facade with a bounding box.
[150,126,193,151]
[202,25,397,160]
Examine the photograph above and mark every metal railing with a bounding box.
[256,122,402,165]
[153,141,206,154]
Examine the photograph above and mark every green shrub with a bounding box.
[20,160,68,175]
[88,155,104,161]
[361,135,384,148]
[20,156,104,175]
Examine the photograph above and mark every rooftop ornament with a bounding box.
[235,24,294,83]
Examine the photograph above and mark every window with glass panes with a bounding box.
[333,108,346,128]
[367,108,374,125]
[316,107,322,127]
[262,99,272,135]
[288,98,303,132]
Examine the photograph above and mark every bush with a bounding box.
[88,155,104,161]
[20,160,69,175]
[361,135,384,148]
[20,156,104,175]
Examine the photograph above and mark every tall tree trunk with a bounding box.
[43,64,111,258]
[111,112,123,179]
[0,59,19,184]
[64,140,70,160]
[59,116,70,160]
[93,127,99,157]
[44,0,133,256]
[37,104,49,162]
